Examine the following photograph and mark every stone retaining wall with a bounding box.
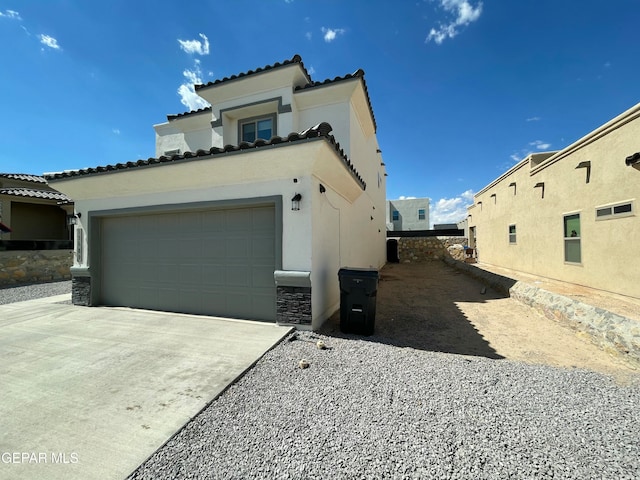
[0,250,73,287]
[444,257,640,367]
[396,237,468,262]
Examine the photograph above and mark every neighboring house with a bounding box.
[386,198,430,231]
[45,55,387,329]
[467,102,640,299]
[0,173,73,242]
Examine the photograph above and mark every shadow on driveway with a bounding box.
[320,261,507,360]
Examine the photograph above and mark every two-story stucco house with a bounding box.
[386,198,430,231]
[468,102,640,299]
[45,55,387,329]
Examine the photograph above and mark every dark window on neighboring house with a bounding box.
[596,201,633,219]
[418,208,426,220]
[241,116,274,142]
[564,213,581,263]
[509,224,516,244]
[392,210,399,221]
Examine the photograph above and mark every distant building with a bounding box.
[386,198,430,231]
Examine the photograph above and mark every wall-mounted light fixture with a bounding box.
[534,182,545,199]
[67,213,81,226]
[575,161,591,183]
[291,193,302,211]
[319,184,326,194]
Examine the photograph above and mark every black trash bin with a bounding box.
[338,267,379,335]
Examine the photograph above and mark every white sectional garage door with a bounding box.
[100,205,276,321]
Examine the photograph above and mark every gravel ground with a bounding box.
[0,280,71,304]
[128,331,640,480]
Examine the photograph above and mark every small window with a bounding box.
[392,210,399,221]
[595,201,633,220]
[163,149,181,156]
[509,224,516,244]
[418,209,426,220]
[564,213,581,263]
[240,116,274,143]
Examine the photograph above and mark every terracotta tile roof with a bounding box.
[194,54,311,92]
[44,122,366,190]
[0,187,72,202]
[626,152,640,166]
[294,69,378,132]
[0,173,47,184]
[173,55,377,132]
[167,107,212,121]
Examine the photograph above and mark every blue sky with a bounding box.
[1,1,638,226]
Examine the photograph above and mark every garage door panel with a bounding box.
[226,209,252,230]
[226,237,249,257]
[253,265,275,288]
[202,264,226,285]
[101,205,276,321]
[253,237,275,258]
[225,266,249,287]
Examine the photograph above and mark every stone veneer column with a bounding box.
[273,270,312,326]
[71,268,91,306]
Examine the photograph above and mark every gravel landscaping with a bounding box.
[128,331,640,480]
[0,280,71,304]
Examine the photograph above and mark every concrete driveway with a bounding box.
[0,294,292,480]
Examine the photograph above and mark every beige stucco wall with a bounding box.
[468,104,640,299]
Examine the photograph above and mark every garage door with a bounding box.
[100,205,276,321]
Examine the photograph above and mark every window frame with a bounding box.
[238,113,277,143]
[595,200,634,221]
[563,212,581,264]
[418,208,426,221]
[392,210,399,221]
[508,224,516,244]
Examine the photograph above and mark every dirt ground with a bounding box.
[321,261,639,384]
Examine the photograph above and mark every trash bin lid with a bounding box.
[338,267,379,278]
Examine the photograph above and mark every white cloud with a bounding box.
[39,34,60,50]
[305,31,312,41]
[307,65,315,75]
[177,64,210,111]
[430,189,474,226]
[0,9,21,19]
[112,128,121,135]
[322,27,346,43]
[526,116,541,122]
[178,33,210,55]
[398,196,417,200]
[529,140,551,150]
[425,0,483,44]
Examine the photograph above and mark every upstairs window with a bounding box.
[392,210,399,221]
[240,116,274,143]
[418,209,426,220]
[509,224,516,244]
